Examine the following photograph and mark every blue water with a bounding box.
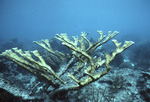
[0,1,150,101]
[0,0,150,44]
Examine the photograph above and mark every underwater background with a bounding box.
[0,0,150,102]
[0,0,150,42]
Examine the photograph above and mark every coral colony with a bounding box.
[0,30,134,98]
